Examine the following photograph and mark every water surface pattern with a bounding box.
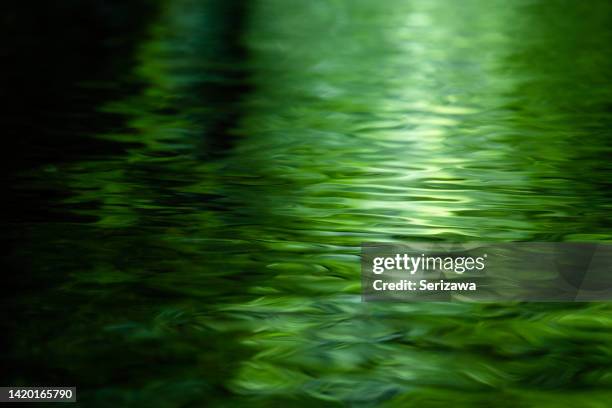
[5,0,612,406]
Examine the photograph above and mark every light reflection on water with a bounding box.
[6,0,612,406]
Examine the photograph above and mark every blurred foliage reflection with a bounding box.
[4,0,612,406]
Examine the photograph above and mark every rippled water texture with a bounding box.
[5,0,612,406]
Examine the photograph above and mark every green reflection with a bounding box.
[6,0,612,406]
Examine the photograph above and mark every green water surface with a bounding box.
[5,0,612,406]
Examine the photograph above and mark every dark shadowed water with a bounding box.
[4,0,612,406]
